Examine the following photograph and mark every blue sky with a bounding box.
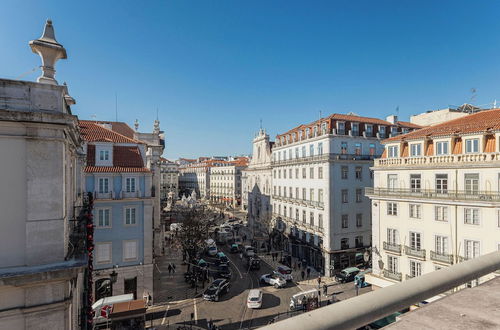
[2,1,500,159]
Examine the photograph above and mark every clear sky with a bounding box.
[2,1,500,159]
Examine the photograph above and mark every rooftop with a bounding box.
[384,108,500,142]
[388,276,500,330]
[79,120,143,144]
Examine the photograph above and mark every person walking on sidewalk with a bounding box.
[167,263,172,274]
[172,263,176,273]
[306,267,311,279]
[301,270,305,280]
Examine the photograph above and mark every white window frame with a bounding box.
[96,208,112,228]
[388,145,399,158]
[98,177,110,193]
[387,255,399,273]
[436,141,449,155]
[464,239,480,259]
[124,207,137,226]
[465,138,480,153]
[409,204,421,219]
[125,177,137,193]
[99,150,110,161]
[464,208,480,225]
[123,240,138,262]
[435,206,448,222]
[409,260,422,277]
[409,231,422,250]
[387,202,398,216]
[435,235,449,255]
[410,143,422,157]
[96,242,112,264]
[387,228,398,244]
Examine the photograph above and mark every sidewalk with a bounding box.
[153,244,205,304]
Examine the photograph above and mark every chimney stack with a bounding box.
[29,19,67,85]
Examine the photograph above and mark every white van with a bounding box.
[247,289,262,309]
[289,289,319,311]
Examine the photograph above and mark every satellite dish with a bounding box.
[363,251,370,262]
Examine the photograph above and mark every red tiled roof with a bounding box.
[79,120,143,144]
[90,121,136,138]
[85,166,150,173]
[384,109,500,143]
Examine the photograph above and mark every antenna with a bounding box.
[259,118,262,130]
[396,106,400,117]
[470,88,477,105]
[156,108,159,121]
[115,92,118,121]
[319,110,322,120]
[494,100,497,109]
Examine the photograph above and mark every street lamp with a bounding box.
[110,270,118,284]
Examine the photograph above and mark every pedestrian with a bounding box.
[293,262,297,271]
[301,270,305,280]
[239,252,243,260]
[298,261,301,269]
[243,234,246,242]
[306,267,311,279]
[172,263,176,273]
[167,263,172,274]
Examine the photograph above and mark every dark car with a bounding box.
[335,267,360,283]
[230,244,239,253]
[215,252,229,265]
[217,263,232,279]
[247,257,261,270]
[203,279,230,302]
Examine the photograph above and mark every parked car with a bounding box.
[247,289,263,309]
[203,279,230,302]
[276,265,293,281]
[216,252,229,265]
[335,267,360,283]
[247,257,261,270]
[216,263,232,279]
[207,246,218,257]
[244,245,256,258]
[260,272,287,288]
[230,244,240,253]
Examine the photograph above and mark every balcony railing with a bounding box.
[383,269,402,281]
[94,191,113,199]
[271,153,375,166]
[376,152,500,167]
[365,187,500,203]
[405,246,426,259]
[430,251,454,264]
[122,190,142,198]
[383,241,402,254]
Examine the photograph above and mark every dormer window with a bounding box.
[388,145,399,158]
[306,128,310,138]
[391,126,398,135]
[379,126,386,138]
[410,143,421,157]
[95,145,113,167]
[313,126,318,137]
[100,150,109,161]
[352,123,359,136]
[321,123,327,135]
[337,122,345,135]
[366,124,373,137]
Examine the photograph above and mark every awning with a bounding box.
[110,299,147,319]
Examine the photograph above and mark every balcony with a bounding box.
[405,246,426,260]
[430,251,454,264]
[122,190,142,198]
[383,269,402,281]
[365,187,500,203]
[375,152,500,168]
[383,241,402,254]
[94,191,113,199]
[271,153,375,166]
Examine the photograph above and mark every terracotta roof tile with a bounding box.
[114,146,144,167]
[85,166,150,173]
[384,109,500,143]
[79,120,143,144]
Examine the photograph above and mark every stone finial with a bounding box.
[29,19,67,85]
[134,119,139,131]
[153,119,160,134]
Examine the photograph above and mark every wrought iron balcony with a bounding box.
[383,269,402,281]
[271,153,375,166]
[365,187,500,203]
[405,246,426,259]
[383,241,402,254]
[430,251,454,264]
[375,152,500,168]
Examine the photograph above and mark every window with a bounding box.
[464,240,480,259]
[366,125,373,137]
[435,174,448,194]
[410,174,421,192]
[302,210,306,223]
[341,214,348,228]
[369,143,376,156]
[356,213,362,227]
[310,167,314,179]
[341,166,348,179]
[318,189,324,203]
[288,149,292,159]
[99,150,109,161]
[410,260,422,277]
[278,170,281,179]
[341,141,348,154]
[301,146,306,157]
[123,240,138,261]
[341,189,348,203]
[435,206,448,221]
[96,242,112,263]
[354,143,362,155]
[98,178,110,193]
[409,204,421,219]
[435,235,449,255]
[356,189,362,203]
[295,148,299,158]
[295,168,299,178]
[318,214,323,228]
[409,232,422,250]
[302,168,306,179]
[355,236,363,247]
[309,144,314,157]
[352,123,359,136]
[355,167,362,180]
[388,145,399,158]
[295,209,299,221]
[302,188,306,200]
[310,212,314,226]
[338,122,345,135]
[289,187,292,198]
[283,169,287,179]
[465,174,479,195]
[318,167,323,179]
[464,208,480,225]
[341,238,349,249]
[388,174,398,191]
[318,143,323,155]
[283,187,287,197]
[379,126,386,138]
[97,209,111,228]
[273,186,276,195]
[321,123,327,135]
[387,228,398,244]
[387,202,398,215]
[465,139,480,153]
[125,177,136,193]
[289,169,292,178]
[436,141,449,155]
[410,144,421,157]
[310,189,314,201]
[306,128,310,138]
[295,187,299,199]
[387,255,398,273]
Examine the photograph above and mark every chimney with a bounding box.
[29,19,67,85]
[386,115,398,124]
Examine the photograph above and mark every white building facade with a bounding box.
[271,114,419,276]
[241,129,273,236]
[210,159,248,209]
[366,109,500,289]
[160,158,179,201]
